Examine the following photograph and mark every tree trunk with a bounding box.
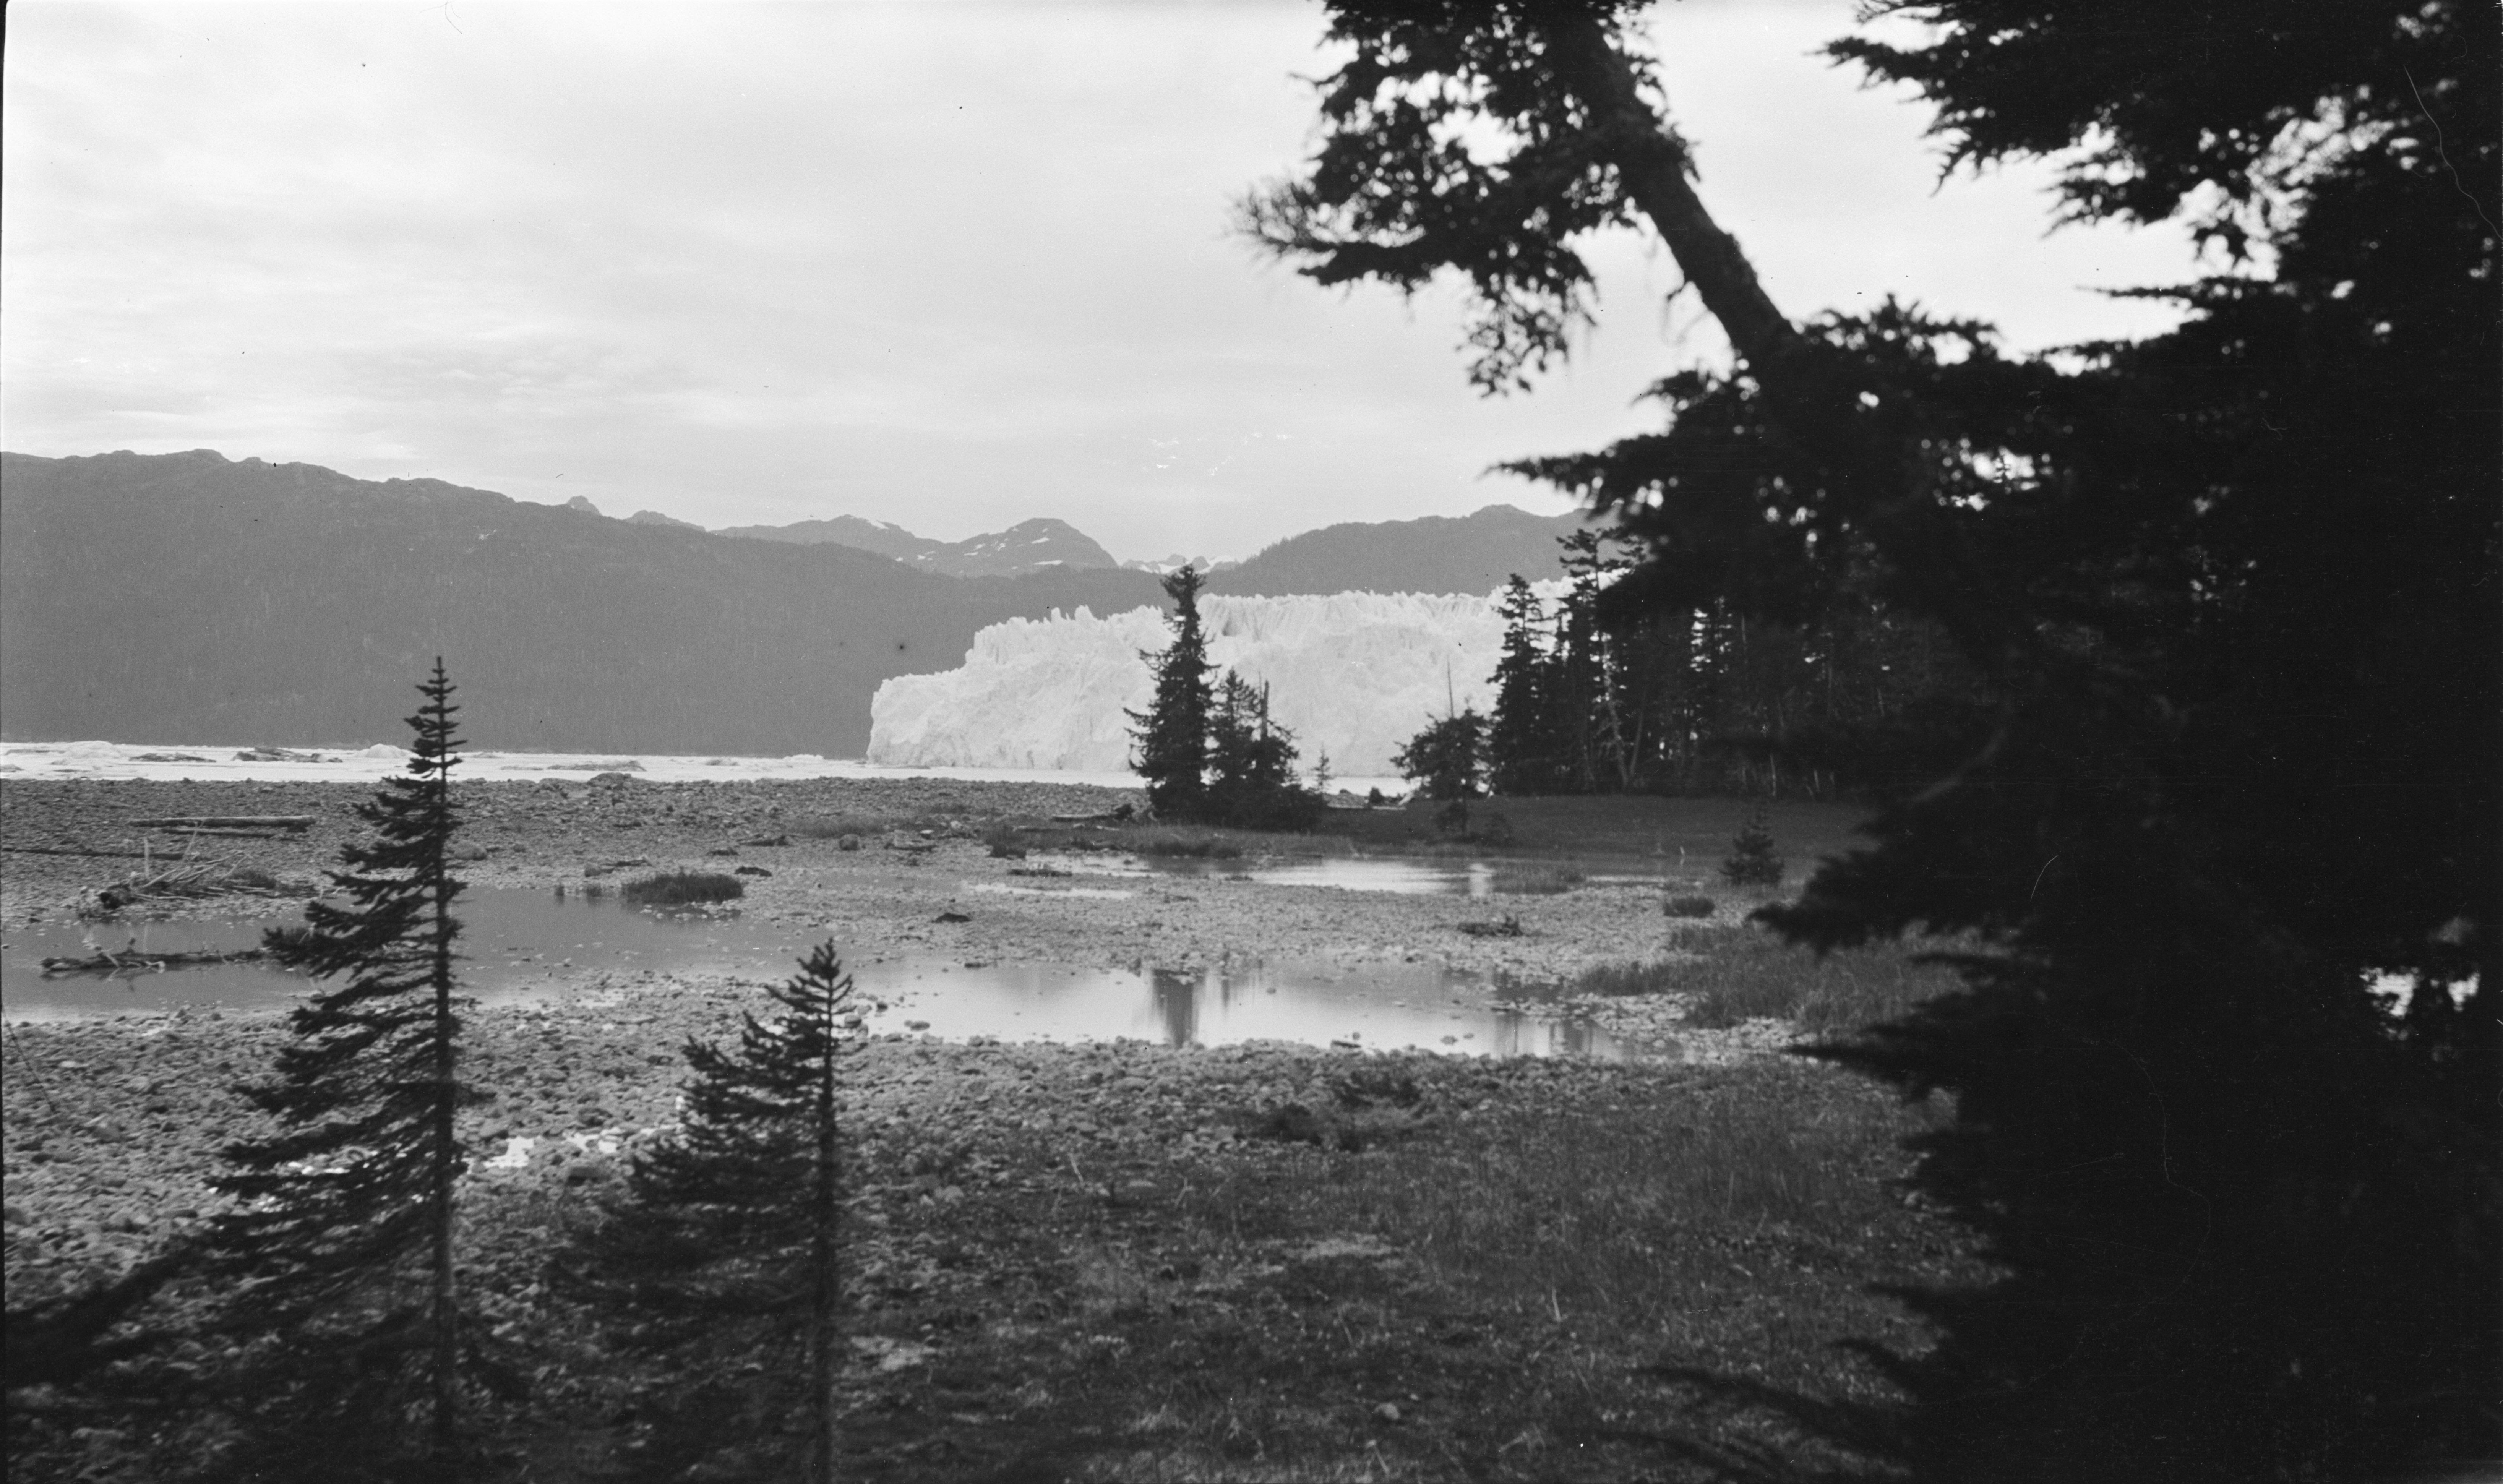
[812,1000,842,1483]
[430,733,461,1476]
[1540,14,1801,371]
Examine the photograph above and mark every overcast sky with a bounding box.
[3,0,2208,563]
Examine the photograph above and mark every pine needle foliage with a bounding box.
[1249,5,2496,1474]
[204,659,470,1476]
[1127,565,1213,819]
[1393,709,1488,801]
[616,941,859,1483]
[1204,674,1324,829]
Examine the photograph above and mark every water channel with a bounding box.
[2,886,1659,1059]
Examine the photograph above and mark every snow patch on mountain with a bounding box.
[868,589,1538,777]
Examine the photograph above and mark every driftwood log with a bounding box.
[40,947,270,976]
[127,816,315,831]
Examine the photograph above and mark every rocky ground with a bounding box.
[3,777,1967,1482]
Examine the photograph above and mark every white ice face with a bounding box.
[866,585,1561,780]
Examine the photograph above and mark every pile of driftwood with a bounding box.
[39,946,270,977]
[90,851,318,915]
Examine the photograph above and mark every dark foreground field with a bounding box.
[3,779,1978,1482]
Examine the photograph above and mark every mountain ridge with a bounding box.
[1207,503,1587,597]
[715,513,1120,577]
[0,450,1160,754]
[0,449,1598,754]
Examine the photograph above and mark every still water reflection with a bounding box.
[2,888,1659,1059]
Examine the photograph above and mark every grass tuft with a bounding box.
[1282,1060,1953,1367]
[619,870,745,907]
[1570,959,1685,997]
[1122,827,1244,860]
[1681,930,1961,1031]
[1488,863,1584,895]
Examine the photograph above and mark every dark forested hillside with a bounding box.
[0,450,1161,754]
[1208,504,1582,596]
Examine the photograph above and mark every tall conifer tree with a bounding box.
[609,941,858,1483]
[1203,674,1317,828]
[1127,565,1213,818]
[206,660,470,1475]
[1247,3,2496,1473]
[1485,576,1551,795]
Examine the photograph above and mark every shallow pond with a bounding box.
[1033,853,1491,895]
[1,889,1662,1059]
[1039,853,1678,897]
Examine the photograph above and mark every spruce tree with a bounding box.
[205,659,470,1476]
[1484,575,1551,795]
[1248,4,2495,1473]
[1392,709,1487,802]
[612,941,858,1483]
[1204,674,1315,828]
[1127,564,1213,819]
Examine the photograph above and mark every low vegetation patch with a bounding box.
[1544,928,1965,1036]
[1120,825,1245,859]
[618,870,746,907]
[1488,861,1583,895]
[1314,793,1869,866]
[1680,929,1963,1032]
[1569,958,1686,997]
[1663,892,1717,918]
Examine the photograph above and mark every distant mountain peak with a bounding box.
[1206,503,1589,597]
[563,495,602,515]
[628,509,702,530]
[1119,553,1240,576]
[718,511,1120,579]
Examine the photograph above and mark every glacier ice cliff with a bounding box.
[866,590,1534,777]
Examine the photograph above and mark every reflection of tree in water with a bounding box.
[1482,1013,1543,1059]
[1149,967,1200,1047]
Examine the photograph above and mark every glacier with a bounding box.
[867,589,1541,778]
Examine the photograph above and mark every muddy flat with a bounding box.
[3,776,1973,1482]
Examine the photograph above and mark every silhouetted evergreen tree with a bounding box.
[1127,565,1213,818]
[1484,575,1554,794]
[1247,3,2497,1476]
[202,659,471,1479]
[1393,710,1487,802]
[604,942,858,1483]
[1204,673,1322,829]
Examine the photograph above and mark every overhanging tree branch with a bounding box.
[1538,11,1802,371]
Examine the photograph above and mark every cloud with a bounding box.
[3,0,2201,560]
